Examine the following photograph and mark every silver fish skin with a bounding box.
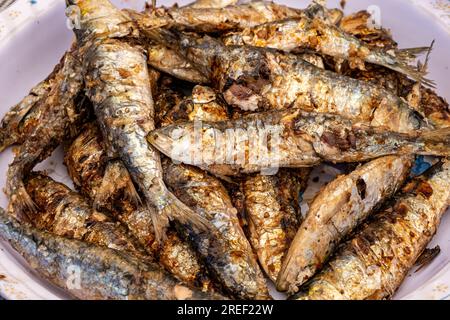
[277,155,413,293]
[148,30,429,133]
[69,0,208,241]
[222,17,430,83]
[291,160,450,300]
[0,208,226,300]
[147,109,450,176]
[132,1,303,33]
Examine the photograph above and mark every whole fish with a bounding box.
[132,1,303,33]
[291,160,450,300]
[64,124,212,291]
[68,0,207,241]
[148,109,450,176]
[24,173,151,264]
[222,16,429,83]
[242,168,310,282]
[5,49,87,218]
[162,157,271,299]
[148,30,430,133]
[277,155,412,293]
[0,208,226,300]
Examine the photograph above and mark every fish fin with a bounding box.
[94,160,142,209]
[396,46,431,61]
[152,191,211,244]
[7,184,38,222]
[391,42,435,87]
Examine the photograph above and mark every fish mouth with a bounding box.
[146,129,174,157]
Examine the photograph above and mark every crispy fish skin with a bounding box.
[339,10,397,49]
[277,155,413,293]
[0,50,71,152]
[148,109,450,176]
[151,31,428,133]
[222,16,428,83]
[291,160,450,300]
[162,158,271,300]
[24,173,152,263]
[65,124,211,291]
[0,208,225,300]
[133,1,303,33]
[242,168,310,282]
[71,0,207,241]
[64,123,106,199]
[6,49,86,218]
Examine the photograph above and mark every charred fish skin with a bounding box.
[64,122,106,200]
[64,124,212,291]
[242,168,310,282]
[133,0,303,33]
[291,160,450,300]
[6,49,86,218]
[148,109,450,176]
[24,173,153,263]
[153,31,428,133]
[162,158,271,300]
[70,0,208,241]
[0,208,226,300]
[277,155,413,293]
[0,49,71,152]
[154,77,186,127]
[222,16,429,83]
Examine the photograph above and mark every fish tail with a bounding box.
[396,46,431,61]
[419,127,450,156]
[7,184,38,222]
[388,42,435,87]
[152,192,211,244]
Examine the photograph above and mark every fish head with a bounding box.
[147,122,199,165]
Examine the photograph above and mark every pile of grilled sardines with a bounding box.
[0,0,449,300]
